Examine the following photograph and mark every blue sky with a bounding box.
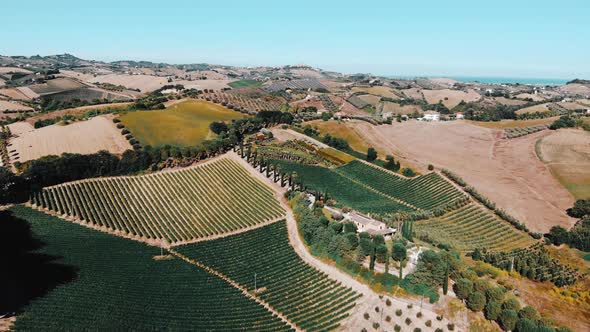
[1,0,588,78]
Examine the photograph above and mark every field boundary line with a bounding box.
[167,248,301,332]
[332,168,422,211]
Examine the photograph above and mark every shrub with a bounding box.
[502,298,521,312]
[396,309,403,316]
[425,320,432,327]
[372,322,380,330]
[484,301,502,321]
[375,306,380,312]
[386,315,391,322]
[435,329,443,332]
[364,313,370,320]
[386,298,392,306]
[518,306,538,320]
[394,325,401,332]
[467,291,486,312]
[447,323,455,331]
[453,278,473,300]
[407,303,413,309]
[116,123,124,129]
[413,328,422,332]
[498,309,518,331]
[436,315,443,321]
[405,318,412,325]
[121,129,130,135]
[416,312,422,318]
[112,118,121,123]
[428,164,434,171]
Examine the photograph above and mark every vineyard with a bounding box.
[199,91,282,114]
[9,206,292,331]
[176,221,361,331]
[504,125,547,139]
[336,161,468,211]
[31,157,285,245]
[415,203,535,252]
[273,160,416,214]
[474,244,585,286]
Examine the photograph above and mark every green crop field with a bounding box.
[176,221,361,331]
[415,203,535,252]
[8,206,291,331]
[228,80,264,89]
[273,160,416,214]
[119,100,245,147]
[32,157,285,244]
[336,161,467,211]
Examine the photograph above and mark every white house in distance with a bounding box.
[456,112,465,119]
[421,111,441,121]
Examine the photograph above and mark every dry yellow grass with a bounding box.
[351,86,399,98]
[422,89,481,108]
[307,120,384,156]
[515,103,550,114]
[356,94,381,107]
[467,117,559,129]
[537,129,590,199]
[8,115,131,163]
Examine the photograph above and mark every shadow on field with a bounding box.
[0,210,78,316]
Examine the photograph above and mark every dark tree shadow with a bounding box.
[0,211,78,316]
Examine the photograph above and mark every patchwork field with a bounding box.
[306,120,384,156]
[24,102,132,125]
[351,86,399,98]
[119,100,245,147]
[177,221,361,331]
[6,206,292,331]
[516,103,550,114]
[33,156,285,245]
[8,116,131,163]
[381,101,421,115]
[89,73,168,92]
[536,129,590,199]
[331,120,575,232]
[415,203,535,252]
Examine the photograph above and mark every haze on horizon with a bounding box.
[2,0,589,79]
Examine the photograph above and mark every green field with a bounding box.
[33,157,285,244]
[176,221,360,331]
[119,100,245,147]
[8,206,291,331]
[228,80,264,89]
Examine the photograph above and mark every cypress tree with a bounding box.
[443,266,449,295]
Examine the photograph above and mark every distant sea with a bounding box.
[386,75,570,85]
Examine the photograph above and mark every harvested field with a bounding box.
[24,102,132,125]
[0,100,33,112]
[400,88,424,100]
[467,117,559,129]
[119,100,245,147]
[559,83,590,96]
[422,89,481,108]
[336,120,576,232]
[7,122,34,136]
[492,97,528,106]
[0,87,38,100]
[356,94,381,107]
[28,78,86,96]
[307,119,384,156]
[537,129,590,199]
[176,79,233,91]
[515,93,545,102]
[381,101,421,115]
[351,86,399,98]
[90,74,168,93]
[516,103,550,114]
[8,116,131,163]
[329,95,365,116]
[0,67,32,74]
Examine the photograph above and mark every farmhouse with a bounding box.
[422,111,441,121]
[456,112,464,119]
[350,212,396,238]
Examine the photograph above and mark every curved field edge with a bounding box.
[31,156,285,246]
[6,205,292,331]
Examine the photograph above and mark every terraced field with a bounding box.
[9,206,292,331]
[336,160,467,211]
[415,203,535,252]
[176,221,361,331]
[32,157,285,245]
[273,160,416,214]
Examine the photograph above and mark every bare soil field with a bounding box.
[0,67,32,74]
[0,87,38,100]
[329,95,365,116]
[8,115,131,163]
[176,79,233,91]
[7,121,34,136]
[428,77,459,87]
[515,103,550,114]
[24,102,132,125]
[537,129,590,199]
[338,120,575,232]
[28,78,86,96]
[422,89,481,108]
[558,101,588,110]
